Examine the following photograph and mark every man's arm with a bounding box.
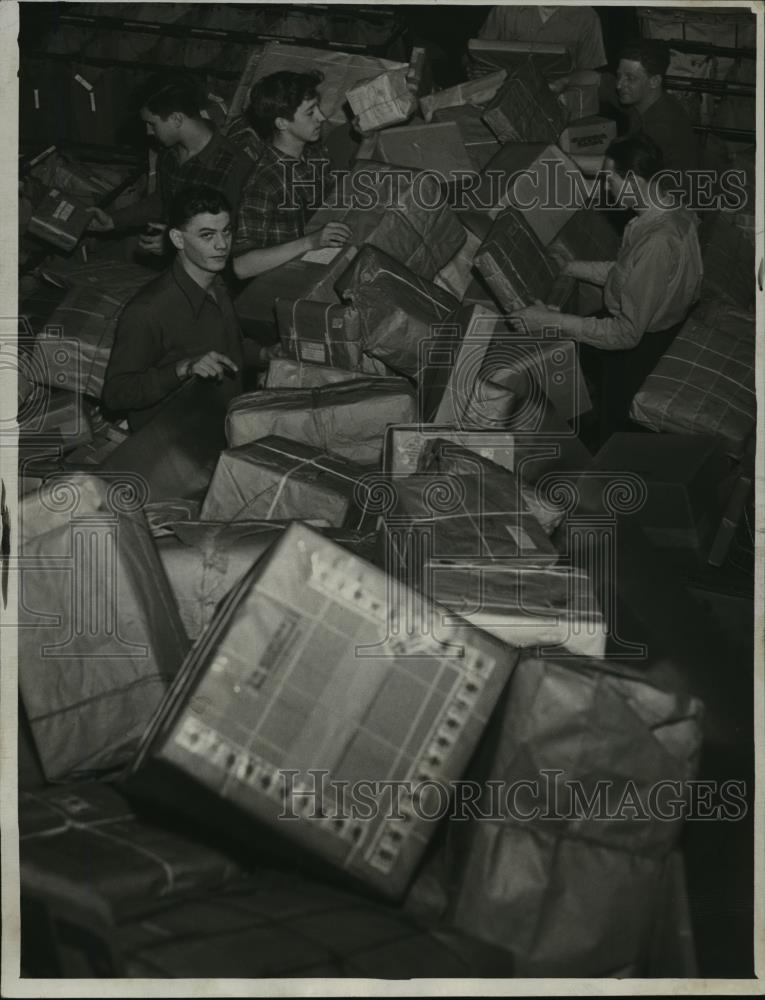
[102,301,183,415]
[563,260,615,286]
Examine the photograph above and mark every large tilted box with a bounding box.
[18,475,189,781]
[482,60,568,144]
[225,379,417,465]
[130,522,519,898]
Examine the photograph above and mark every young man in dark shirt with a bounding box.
[232,70,351,280]
[103,186,262,430]
[88,74,253,255]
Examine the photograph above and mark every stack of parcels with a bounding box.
[630,298,756,459]
[130,521,519,899]
[414,651,704,976]
[380,440,605,657]
[482,60,569,143]
[225,379,417,465]
[346,66,417,133]
[21,785,513,978]
[227,43,409,124]
[18,474,189,782]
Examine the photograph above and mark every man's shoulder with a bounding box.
[121,268,178,313]
[653,91,694,128]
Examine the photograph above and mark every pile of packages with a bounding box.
[17,40,754,981]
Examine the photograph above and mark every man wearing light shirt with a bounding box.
[511,134,702,443]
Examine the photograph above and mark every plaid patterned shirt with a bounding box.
[233,141,333,254]
[158,128,254,221]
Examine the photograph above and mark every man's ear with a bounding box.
[168,111,184,129]
[273,114,290,134]
[648,73,663,92]
[168,227,184,252]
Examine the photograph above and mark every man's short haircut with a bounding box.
[619,39,671,81]
[135,72,205,120]
[246,70,323,140]
[605,133,665,182]
[168,185,232,230]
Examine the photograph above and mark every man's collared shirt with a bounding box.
[103,257,257,429]
[578,204,703,350]
[233,141,332,255]
[478,5,607,71]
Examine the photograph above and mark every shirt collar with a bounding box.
[171,256,220,319]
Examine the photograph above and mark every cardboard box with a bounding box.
[559,115,617,157]
[307,162,467,280]
[27,187,90,251]
[346,67,416,132]
[335,246,459,376]
[225,379,417,465]
[20,782,241,925]
[432,106,501,171]
[418,304,507,426]
[478,142,584,246]
[200,436,373,528]
[276,297,363,371]
[482,61,568,144]
[18,478,189,781]
[265,358,367,389]
[130,522,519,899]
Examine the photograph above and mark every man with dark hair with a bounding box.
[232,71,351,280]
[510,133,702,442]
[103,186,262,430]
[88,73,253,255]
[616,39,700,179]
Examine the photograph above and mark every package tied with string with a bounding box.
[346,66,417,133]
[200,436,375,531]
[225,380,417,466]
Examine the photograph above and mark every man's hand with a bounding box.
[312,222,352,250]
[509,300,564,336]
[138,222,168,256]
[176,351,239,381]
[86,207,115,232]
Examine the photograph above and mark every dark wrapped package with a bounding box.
[26,187,90,251]
[482,61,569,143]
[306,161,466,279]
[335,246,459,376]
[442,653,703,976]
[130,522,519,899]
[474,207,576,312]
[47,870,515,978]
[467,37,572,78]
[200,436,372,528]
[225,380,417,465]
[276,298,363,371]
[420,437,566,535]
[18,476,189,781]
[629,300,755,458]
[386,470,558,567]
[578,432,731,557]
[20,783,241,925]
[265,357,368,389]
[156,521,289,640]
[477,142,583,246]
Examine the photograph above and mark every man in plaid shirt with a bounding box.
[232,71,351,280]
[87,73,253,256]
